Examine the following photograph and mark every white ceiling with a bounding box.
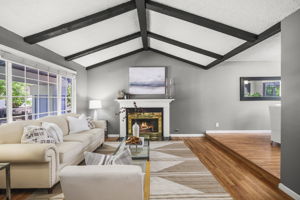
[0,0,299,68]
[39,10,140,56]
[148,10,245,55]
[73,38,142,66]
[0,0,129,37]
[229,33,281,62]
[149,38,215,65]
[153,0,300,34]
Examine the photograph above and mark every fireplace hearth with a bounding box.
[127,108,163,141]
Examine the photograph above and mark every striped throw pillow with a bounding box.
[84,151,114,165]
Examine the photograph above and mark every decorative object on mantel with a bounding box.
[89,100,102,120]
[117,89,132,99]
[166,78,175,99]
[117,90,125,99]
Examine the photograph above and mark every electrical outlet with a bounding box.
[216,122,220,128]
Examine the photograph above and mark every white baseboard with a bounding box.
[170,134,204,137]
[107,134,119,138]
[279,183,300,200]
[205,130,271,134]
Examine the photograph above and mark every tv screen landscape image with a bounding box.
[129,67,166,94]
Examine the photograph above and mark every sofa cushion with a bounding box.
[79,128,104,142]
[63,134,93,149]
[39,116,69,136]
[56,142,83,164]
[0,120,41,144]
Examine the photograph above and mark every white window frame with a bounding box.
[0,58,77,124]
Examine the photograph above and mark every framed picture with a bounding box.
[240,77,281,101]
[129,67,166,94]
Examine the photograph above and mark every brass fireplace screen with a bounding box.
[127,108,163,140]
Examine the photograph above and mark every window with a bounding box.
[0,60,7,125]
[61,77,73,114]
[0,58,75,125]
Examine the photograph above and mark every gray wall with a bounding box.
[281,9,300,195]
[87,51,280,135]
[0,27,88,114]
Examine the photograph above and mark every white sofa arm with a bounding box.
[93,120,107,130]
[0,144,58,163]
[60,165,144,200]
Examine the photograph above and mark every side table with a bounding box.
[0,163,11,200]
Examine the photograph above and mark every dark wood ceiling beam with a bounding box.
[206,23,281,69]
[148,32,223,59]
[86,48,144,70]
[146,1,258,42]
[135,0,148,49]
[65,32,141,61]
[149,48,207,69]
[24,1,136,44]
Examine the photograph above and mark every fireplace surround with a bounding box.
[127,108,163,140]
[116,99,174,139]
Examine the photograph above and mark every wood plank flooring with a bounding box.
[184,137,291,200]
[207,133,280,180]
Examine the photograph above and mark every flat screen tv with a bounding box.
[129,67,166,94]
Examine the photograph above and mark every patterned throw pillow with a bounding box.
[42,122,64,144]
[86,117,96,129]
[21,125,56,144]
[84,151,114,165]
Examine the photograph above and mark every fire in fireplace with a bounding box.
[127,108,163,141]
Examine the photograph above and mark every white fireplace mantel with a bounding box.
[115,99,175,138]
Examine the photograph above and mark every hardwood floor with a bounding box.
[207,133,280,178]
[184,137,291,200]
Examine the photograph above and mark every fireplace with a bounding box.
[127,108,163,141]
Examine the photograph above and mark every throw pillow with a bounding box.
[84,151,114,165]
[21,125,56,144]
[67,114,90,134]
[42,122,64,144]
[86,117,96,129]
[113,146,133,165]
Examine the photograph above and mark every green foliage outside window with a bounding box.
[12,82,30,107]
[67,82,72,106]
[0,80,5,96]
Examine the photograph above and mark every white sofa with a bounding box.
[0,113,105,190]
[60,165,144,200]
[269,104,281,144]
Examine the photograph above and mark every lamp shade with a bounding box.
[89,100,102,109]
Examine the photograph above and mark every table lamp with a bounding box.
[89,100,102,120]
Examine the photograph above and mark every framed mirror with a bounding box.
[240,77,281,101]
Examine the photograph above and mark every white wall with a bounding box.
[87,51,280,135]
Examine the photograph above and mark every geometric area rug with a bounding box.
[150,141,232,200]
[26,141,232,200]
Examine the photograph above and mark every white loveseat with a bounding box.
[0,113,105,190]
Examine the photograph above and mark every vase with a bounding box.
[166,78,175,98]
[132,122,140,137]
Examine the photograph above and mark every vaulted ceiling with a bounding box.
[0,0,299,70]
